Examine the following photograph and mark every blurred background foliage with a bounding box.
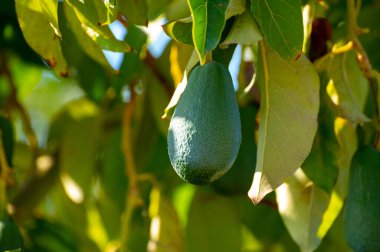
[1,0,380,251]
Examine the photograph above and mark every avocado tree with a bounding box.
[1,0,380,251]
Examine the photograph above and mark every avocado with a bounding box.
[343,146,380,252]
[213,104,257,195]
[168,61,241,185]
[0,219,23,251]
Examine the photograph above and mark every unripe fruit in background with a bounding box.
[343,146,380,252]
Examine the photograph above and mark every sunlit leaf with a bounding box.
[251,0,303,59]
[248,44,319,204]
[15,0,68,76]
[276,169,333,252]
[328,51,369,123]
[221,11,263,47]
[148,188,183,252]
[169,43,194,85]
[188,0,230,62]
[65,0,131,52]
[162,75,187,119]
[162,17,193,45]
[63,2,110,67]
[172,184,196,227]
[93,0,117,25]
[40,0,60,37]
[51,99,99,201]
[334,117,358,200]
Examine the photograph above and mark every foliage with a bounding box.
[1,0,380,251]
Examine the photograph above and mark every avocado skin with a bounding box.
[168,62,241,185]
[343,146,380,252]
[213,105,257,195]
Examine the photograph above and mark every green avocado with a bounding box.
[168,61,241,185]
[0,219,23,251]
[343,146,380,252]
[213,104,257,195]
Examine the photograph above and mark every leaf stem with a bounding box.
[346,0,380,148]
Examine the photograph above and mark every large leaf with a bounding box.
[63,2,110,67]
[50,99,99,202]
[188,0,230,62]
[251,0,303,60]
[15,0,68,76]
[185,189,241,252]
[119,0,148,26]
[327,51,369,123]
[248,44,319,204]
[220,10,263,47]
[276,169,337,252]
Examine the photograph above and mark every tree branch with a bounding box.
[0,53,39,156]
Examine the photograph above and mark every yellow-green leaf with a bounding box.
[188,0,230,62]
[15,0,68,76]
[220,10,262,47]
[328,51,369,123]
[248,44,319,204]
[276,169,332,252]
[251,0,303,60]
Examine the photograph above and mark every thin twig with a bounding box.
[120,84,144,252]
[0,53,38,156]
[116,19,173,98]
[347,0,380,148]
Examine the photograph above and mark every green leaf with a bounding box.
[148,188,183,252]
[334,117,358,200]
[0,220,23,252]
[302,78,339,193]
[119,0,148,26]
[40,0,60,37]
[163,17,193,45]
[15,0,68,76]
[248,44,319,204]
[50,99,99,202]
[226,0,246,18]
[276,169,333,252]
[101,128,127,212]
[65,0,131,52]
[166,0,191,20]
[63,2,110,67]
[188,0,230,62]
[328,51,369,123]
[93,0,117,25]
[185,189,241,252]
[220,10,263,47]
[251,0,303,60]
